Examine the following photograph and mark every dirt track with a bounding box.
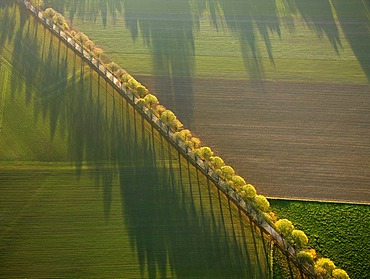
[140,76,370,203]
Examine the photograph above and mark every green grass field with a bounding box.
[55,0,369,84]
[1,3,272,277]
[270,199,370,279]
[2,1,369,277]
[40,1,370,277]
[0,162,140,277]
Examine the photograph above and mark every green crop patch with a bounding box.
[271,199,370,279]
[0,162,137,278]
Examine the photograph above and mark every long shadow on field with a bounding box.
[3,4,270,277]
[45,0,124,27]
[123,0,195,126]
[333,0,370,82]
[283,0,342,53]
[45,0,200,126]
[117,121,267,278]
[0,1,18,56]
[2,2,120,209]
[215,0,281,80]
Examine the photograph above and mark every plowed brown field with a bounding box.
[140,76,370,203]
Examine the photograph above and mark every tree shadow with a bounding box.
[45,0,124,27]
[0,1,18,57]
[283,0,342,53]
[123,0,196,126]
[4,3,324,277]
[215,0,281,80]
[116,120,269,278]
[332,0,370,82]
[6,6,270,276]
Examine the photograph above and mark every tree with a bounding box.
[135,98,145,108]
[99,53,111,64]
[52,13,66,26]
[144,94,159,109]
[74,32,89,46]
[161,110,176,127]
[189,137,201,150]
[309,249,317,260]
[106,62,120,73]
[240,184,256,199]
[231,175,246,187]
[92,47,104,60]
[43,8,55,19]
[30,0,44,8]
[121,73,132,83]
[175,129,192,142]
[128,78,140,90]
[254,195,270,212]
[291,229,308,249]
[154,105,166,117]
[136,85,149,97]
[85,40,95,52]
[332,269,350,279]
[170,119,183,132]
[114,68,125,77]
[275,219,294,236]
[297,251,314,265]
[220,165,235,180]
[314,258,336,278]
[195,146,214,161]
[210,156,224,169]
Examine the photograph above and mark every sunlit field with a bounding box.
[1,1,369,278]
[47,0,370,203]
[1,3,272,277]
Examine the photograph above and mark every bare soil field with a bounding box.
[140,76,370,203]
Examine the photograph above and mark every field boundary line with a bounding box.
[268,196,370,206]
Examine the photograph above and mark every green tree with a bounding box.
[221,165,235,180]
[43,8,55,19]
[128,78,140,90]
[170,119,183,132]
[291,229,308,249]
[144,94,159,109]
[136,85,149,97]
[92,47,104,60]
[135,98,145,108]
[275,219,294,236]
[314,258,336,278]
[254,195,270,212]
[189,137,201,150]
[52,13,66,26]
[161,110,176,127]
[174,129,192,142]
[30,0,44,8]
[74,32,89,46]
[195,146,214,161]
[121,73,132,83]
[297,251,314,265]
[85,40,95,52]
[154,105,166,117]
[240,184,256,199]
[210,156,224,169]
[332,269,350,279]
[231,175,246,187]
[106,62,120,73]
